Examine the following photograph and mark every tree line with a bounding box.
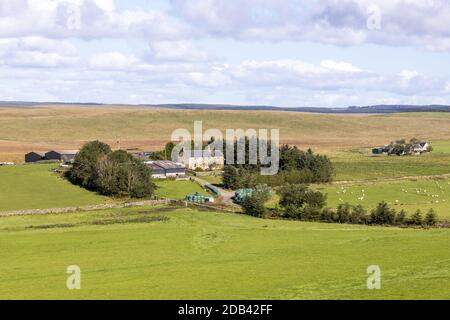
[241,183,439,228]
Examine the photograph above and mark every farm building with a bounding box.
[145,160,186,179]
[179,150,225,170]
[0,162,15,166]
[25,152,46,163]
[412,142,431,154]
[45,150,79,163]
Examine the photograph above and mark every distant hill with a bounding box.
[1,101,450,113]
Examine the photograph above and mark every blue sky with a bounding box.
[0,0,449,107]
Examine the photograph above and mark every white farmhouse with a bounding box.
[182,150,225,171]
[412,142,431,154]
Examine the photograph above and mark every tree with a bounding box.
[350,205,368,224]
[370,202,396,225]
[67,141,111,190]
[336,203,352,223]
[96,150,155,198]
[222,165,240,189]
[424,209,438,226]
[409,210,423,226]
[241,190,270,218]
[278,184,309,209]
[396,210,407,225]
[305,190,327,209]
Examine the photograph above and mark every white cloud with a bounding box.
[89,52,139,70]
[172,0,450,50]
[0,37,79,68]
[321,60,362,73]
[148,41,213,62]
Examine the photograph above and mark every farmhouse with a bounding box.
[25,152,46,163]
[45,150,79,163]
[180,150,225,171]
[412,142,430,154]
[145,160,186,179]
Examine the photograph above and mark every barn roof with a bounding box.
[47,150,79,155]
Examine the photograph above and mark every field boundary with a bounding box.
[0,200,170,217]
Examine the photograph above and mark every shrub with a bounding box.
[424,209,438,226]
[336,203,352,223]
[394,210,407,225]
[278,184,309,209]
[241,190,270,218]
[350,205,368,224]
[370,202,396,225]
[409,210,424,226]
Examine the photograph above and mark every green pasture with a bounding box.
[0,165,110,212]
[0,207,448,300]
[331,140,450,181]
[154,180,210,200]
[318,178,450,218]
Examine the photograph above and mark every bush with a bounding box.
[370,202,396,225]
[337,203,352,223]
[409,210,424,226]
[241,190,270,218]
[395,210,407,225]
[424,209,438,226]
[278,184,309,209]
[350,205,368,224]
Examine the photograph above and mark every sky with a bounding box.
[0,0,450,107]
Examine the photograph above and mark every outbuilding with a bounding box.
[145,160,186,179]
[25,152,46,163]
[45,150,79,163]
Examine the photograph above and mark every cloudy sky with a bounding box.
[1,0,450,107]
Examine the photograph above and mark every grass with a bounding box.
[199,175,223,185]
[0,165,110,212]
[331,141,450,181]
[3,106,450,163]
[154,180,210,199]
[317,178,450,218]
[0,207,448,300]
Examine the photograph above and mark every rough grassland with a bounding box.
[0,165,110,212]
[0,207,448,300]
[2,106,450,163]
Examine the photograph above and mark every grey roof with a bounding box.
[152,160,185,170]
[27,151,46,156]
[147,163,166,174]
[48,150,79,155]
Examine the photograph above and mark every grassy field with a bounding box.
[318,178,450,218]
[154,180,210,199]
[0,165,110,212]
[2,106,450,163]
[332,141,450,181]
[0,207,448,300]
